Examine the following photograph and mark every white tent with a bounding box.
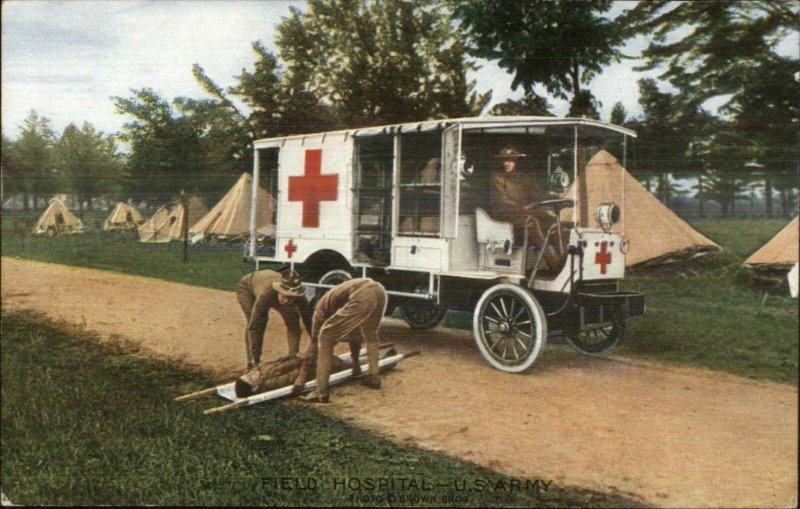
[103,202,144,232]
[32,199,83,235]
[138,197,208,243]
[189,173,276,242]
[561,150,720,267]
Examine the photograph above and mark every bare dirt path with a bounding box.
[2,257,796,508]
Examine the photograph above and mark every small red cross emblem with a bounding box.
[595,241,612,274]
[288,149,338,228]
[284,240,297,259]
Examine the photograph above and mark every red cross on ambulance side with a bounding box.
[287,149,338,228]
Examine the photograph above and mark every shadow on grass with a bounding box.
[1,311,645,507]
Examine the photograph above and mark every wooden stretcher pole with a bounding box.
[173,343,397,402]
[202,350,421,415]
[174,387,217,401]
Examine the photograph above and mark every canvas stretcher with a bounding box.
[175,345,419,414]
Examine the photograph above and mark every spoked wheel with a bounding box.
[473,284,547,373]
[398,302,447,329]
[565,309,625,356]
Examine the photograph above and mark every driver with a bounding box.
[489,146,561,268]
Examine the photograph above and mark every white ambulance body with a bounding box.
[249,116,645,372]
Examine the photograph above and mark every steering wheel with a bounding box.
[528,198,575,214]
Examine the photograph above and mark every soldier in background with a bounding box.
[236,269,312,370]
[293,278,387,403]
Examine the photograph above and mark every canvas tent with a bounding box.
[32,199,83,235]
[744,215,798,267]
[138,205,172,243]
[138,197,208,243]
[103,202,144,232]
[560,150,720,267]
[189,173,276,242]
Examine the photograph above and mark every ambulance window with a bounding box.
[398,133,441,236]
[257,148,279,225]
[353,137,393,265]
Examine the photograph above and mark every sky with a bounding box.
[2,1,798,142]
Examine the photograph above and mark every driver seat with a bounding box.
[475,208,514,255]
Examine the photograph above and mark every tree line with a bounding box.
[2,0,797,216]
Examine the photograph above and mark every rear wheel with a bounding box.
[565,309,624,356]
[473,284,547,373]
[311,269,353,305]
[398,302,447,329]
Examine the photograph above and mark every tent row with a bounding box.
[29,167,797,288]
[32,173,277,244]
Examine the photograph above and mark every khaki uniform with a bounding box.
[237,270,313,368]
[490,172,560,264]
[300,278,387,397]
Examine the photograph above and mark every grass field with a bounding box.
[0,311,641,507]
[1,213,797,383]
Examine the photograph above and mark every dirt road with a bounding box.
[2,257,796,508]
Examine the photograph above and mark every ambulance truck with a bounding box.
[247,116,645,372]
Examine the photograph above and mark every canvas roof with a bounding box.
[561,150,720,267]
[138,197,209,243]
[189,173,276,239]
[253,116,636,148]
[32,199,83,235]
[744,215,799,267]
[103,202,143,232]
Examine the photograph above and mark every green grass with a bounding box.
[2,212,797,384]
[616,219,798,384]
[0,311,641,507]
[2,210,253,291]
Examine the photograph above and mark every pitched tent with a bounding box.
[189,173,276,242]
[138,197,209,243]
[32,199,83,235]
[743,215,799,268]
[103,202,144,232]
[561,150,720,267]
[138,205,172,243]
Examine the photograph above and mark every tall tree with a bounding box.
[226,41,332,139]
[450,0,623,118]
[53,122,121,216]
[621,1,799,216]
[609,101,627,126]
[489,93,553,117]
[8,111,57,209]
[275,0,490,127]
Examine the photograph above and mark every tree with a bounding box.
[226,41,333,139]
[275,0,490,127]
[53,122,121,216]
[450,0,623,118]
[620,1,799,110]
[7,111,57,209]
[489,93,553,117]
[609,102,627,126]
[621,1,799,216]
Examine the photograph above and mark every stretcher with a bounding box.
[174,344,419,414]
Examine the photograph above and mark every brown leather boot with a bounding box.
[360,375,381,390]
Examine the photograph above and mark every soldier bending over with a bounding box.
[293,278,387,403]
[236,269,312,370]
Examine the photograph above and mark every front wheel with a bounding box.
[473,284,547,373]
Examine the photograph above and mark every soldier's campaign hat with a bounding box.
[273,270,306,298]
[495,146,526,159]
